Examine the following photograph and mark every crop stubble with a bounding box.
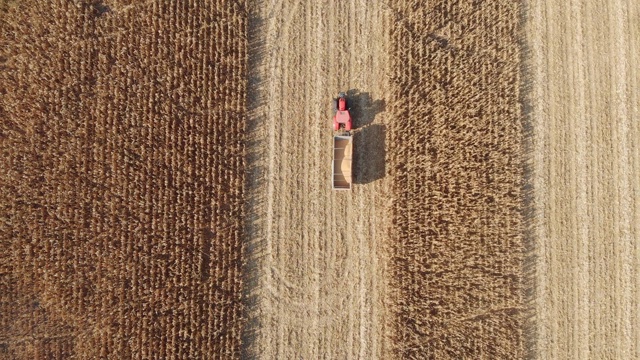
[245,0,391,358]
[1,1,247,358]
[529,0,640,358]
[386,1,528,358]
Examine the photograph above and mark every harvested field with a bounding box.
[529,0,640,358]
[244,0,391,358]
[0,0,247,358]
[386,1,528,358]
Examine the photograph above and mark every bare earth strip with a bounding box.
[245,0,390,359]
[529,0,640,358]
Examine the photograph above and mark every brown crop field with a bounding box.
[1,0,247,358]
[386,1,528,358]
[4,0,639,358]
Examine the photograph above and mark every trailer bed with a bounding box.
[332,135,353,190]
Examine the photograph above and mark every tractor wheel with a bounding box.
[345,121,352,131]
[333,119,339,131]
[332,99,338,112]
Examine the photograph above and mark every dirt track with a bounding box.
[244,1,390,358]
[529,0,640,358]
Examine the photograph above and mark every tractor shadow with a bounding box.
[346,89,385,128]
[345,89,386,184]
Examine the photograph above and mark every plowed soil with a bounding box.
[529,0,640,358]
[244,1,391,358]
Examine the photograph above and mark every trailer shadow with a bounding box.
[344,89,386,185]
[353,124,386,184]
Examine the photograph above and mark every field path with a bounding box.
[529,0,640,358]
[245,0,390,358]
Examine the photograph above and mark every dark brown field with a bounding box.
[386,1,528,358]
[1,0,246,358]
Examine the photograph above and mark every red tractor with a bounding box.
[332,92,352,132]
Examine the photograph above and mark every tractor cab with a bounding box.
[332,92,352,131]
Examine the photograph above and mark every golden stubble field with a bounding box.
[244,0,391,358]
[1,1,247,358]
[529,0,640,358]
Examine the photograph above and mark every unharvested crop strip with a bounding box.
[1,0,248,358]
[386,1,527,358]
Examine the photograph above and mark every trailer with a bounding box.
[332,134,353,190]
